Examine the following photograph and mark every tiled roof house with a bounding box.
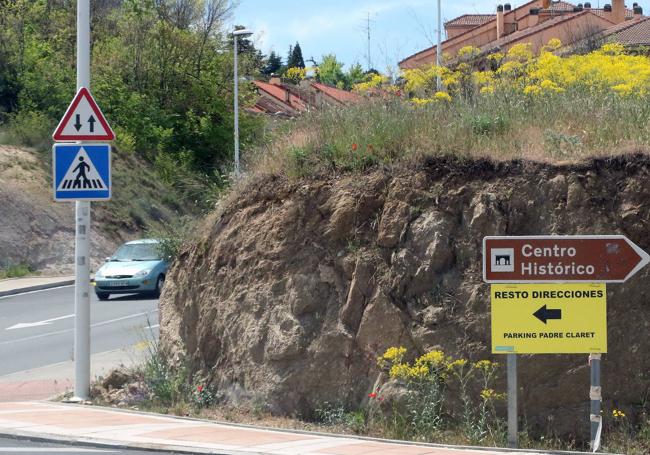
[400,1,646,69]
[251,77,361,117]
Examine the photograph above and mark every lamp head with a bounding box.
[233,28,254,37]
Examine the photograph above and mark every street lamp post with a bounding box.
[233,28,253,177]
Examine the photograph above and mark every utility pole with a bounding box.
[361,12,375,71]
[73,0,91,402]
[436,0,442,91]
[367,12,372,71]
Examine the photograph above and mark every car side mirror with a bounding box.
[105,257,111,262]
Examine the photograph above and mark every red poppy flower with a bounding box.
[368,392,377,399]
[352,143,358,151]
[197,385,204,392]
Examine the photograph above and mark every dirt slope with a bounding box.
[0,145,183,273]
[160,154,650,437]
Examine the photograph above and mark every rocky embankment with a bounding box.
[160,154,650,436]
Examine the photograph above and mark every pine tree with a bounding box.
[287,45,294,67]
[287,42,305,69]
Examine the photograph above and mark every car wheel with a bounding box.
[96,292,110,301]
[153,274,165,298]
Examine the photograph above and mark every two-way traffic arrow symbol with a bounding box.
[74,114,96,132]
[533,305,562,324]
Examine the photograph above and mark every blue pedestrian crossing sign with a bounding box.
[53,144,111,201]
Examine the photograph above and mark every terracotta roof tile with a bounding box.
[538,1,577,13]
[590,8,635,20]
[252,95,297,117]
[253,80,308,112]
[399,0,542,67]
[480,10,603,53]
[602,16,650,45]
[311,82,361,104]
[445,14,495,28]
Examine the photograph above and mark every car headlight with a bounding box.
[134,269,151,278]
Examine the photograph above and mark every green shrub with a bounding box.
[470,114,508,136]
[0,263,35,279]
[2,111,54,151]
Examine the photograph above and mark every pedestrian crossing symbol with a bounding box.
[53,144,111,201]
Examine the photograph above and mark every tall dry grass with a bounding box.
[247,90,650,179]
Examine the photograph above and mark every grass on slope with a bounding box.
[249,92,650,178]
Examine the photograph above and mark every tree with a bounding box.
[347,63,366,87]
[287,41,305,69]
[0,0,264,191]
[262,51,282,76]
[318,54,346,88]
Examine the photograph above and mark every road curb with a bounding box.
[0,429,258,455]
[21,402,613,455]
[0,280,74,298]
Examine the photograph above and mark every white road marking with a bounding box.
[0,285,74,300]
[0,310,158,346]
[6,314,75,331]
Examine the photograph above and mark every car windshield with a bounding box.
[111,243,161,262]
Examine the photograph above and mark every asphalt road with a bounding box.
[0,436,184,454]
[0,286,159,376]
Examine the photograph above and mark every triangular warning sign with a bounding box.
[56,147,108,191]
[52,87,115,142]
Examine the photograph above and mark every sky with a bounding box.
[231,0,486,72]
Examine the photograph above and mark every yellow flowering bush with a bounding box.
[285,67,306,84]
[377,346,406,369]
[480,388,506,402]
[353,74,389,93]
[376,347,506,442]
[434,91,452,102]
[507,43,534,62]
[411,97,434,106]
[457,45,481,61]
[402,39,650,101]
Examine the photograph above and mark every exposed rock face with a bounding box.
[160,155,650,437]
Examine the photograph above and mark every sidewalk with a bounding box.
[0,402,594,455]
[0,275,74,297]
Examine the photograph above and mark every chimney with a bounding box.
[284,87,291,104]
[504,4,516,34]
[529,8,540,26]
[612,0,626,23]
[603,3,613,21]
[497,5,505,39]
[269,74,281,85]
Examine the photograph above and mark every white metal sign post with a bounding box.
[52,0,113,401]
[74,0,91,402]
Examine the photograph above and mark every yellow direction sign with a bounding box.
[491,283,607,354]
